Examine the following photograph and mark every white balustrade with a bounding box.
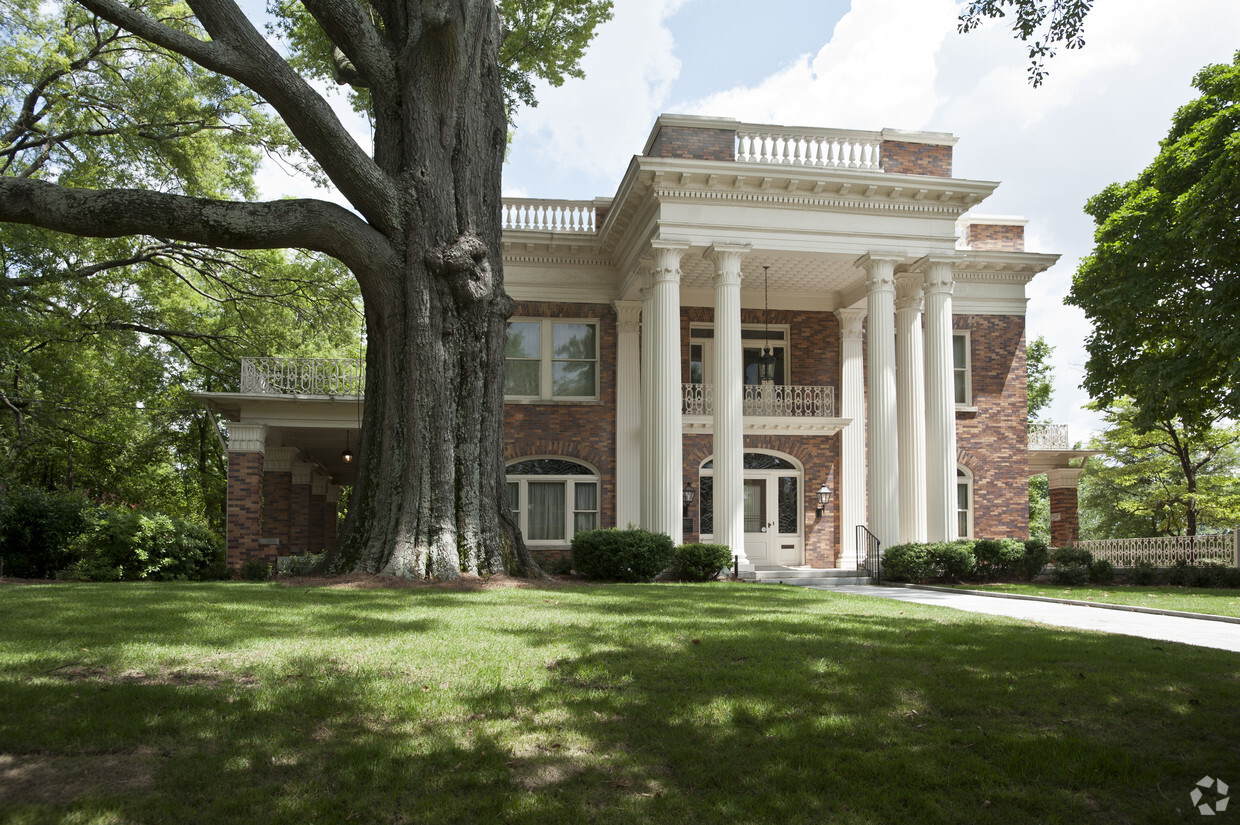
[735,125,882,170]
[1076,534,1237,568]
[1028,423,1071,450]
[683,384,835,417]
[241,357,364,396]
[501,199,597,232]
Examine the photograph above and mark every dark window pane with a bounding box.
[700,475,713,534]
[507,459,594,476]
[505,360,540,395]
[778,476,799,534]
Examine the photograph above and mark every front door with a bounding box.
[740,473,802,566]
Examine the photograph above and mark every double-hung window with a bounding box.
[953,331,971,407]
[505,319,599,400]
[506,458,599,544]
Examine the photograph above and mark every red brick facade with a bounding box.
[880,140,953,177]
[226,451,264,570]
[954,314,1029,540]
[261,471,291,552]
[290,483,311,554]
[967,224,1025,252]
[647,125,736,161]
[309,493,326,552]
[1049,486,1080,548]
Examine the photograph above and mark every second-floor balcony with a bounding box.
[683,383,836,418]
[1028,422,1071,451]
[241,357,364,397]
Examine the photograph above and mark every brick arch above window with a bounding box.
[505,440,611,474]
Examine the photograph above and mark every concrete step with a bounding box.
[753,576,874,587]
[740,568,876,587]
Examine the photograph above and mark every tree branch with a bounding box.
[300,0,396,91]
[74,0,402,233]
[0,177,398,293]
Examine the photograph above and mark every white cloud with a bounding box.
[684,0,958,130]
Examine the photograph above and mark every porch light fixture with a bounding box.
[815,483,832,517]
[758,265,777,382]
[682,482,696,504]
[342,431,354,464]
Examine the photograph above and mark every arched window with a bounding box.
[506,458,599,543]
[957,466,974,539]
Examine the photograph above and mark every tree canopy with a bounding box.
[1067,51,1240,433]
[957,0,1094,86]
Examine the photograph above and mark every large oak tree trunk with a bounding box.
[320,1,540,579]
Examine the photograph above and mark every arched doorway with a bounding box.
[699,451,804,566]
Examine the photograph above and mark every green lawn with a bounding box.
[951,583,1240,618]
[1,580,1237,824]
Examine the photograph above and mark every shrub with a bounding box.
[1020,539,1051,580]
[673,543,732,582]
[278,552,325,577]
[1130,559,1156,585]
[240,558,272,581]
[972,538,1025,581]
[571,528,675,582]
[932,540,975,583]
[1187,562,1238,589]
[547,555,574,575]
[882,543,934,582]
[1168,558,1192,587]
[0,487,90,579]
[1051,563,1089,585]
[62,509,222,582]
[1087,558,1115,584]
[1052,546,1093,567]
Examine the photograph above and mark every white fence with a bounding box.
[735,125,882,170]
[501,199,597,232]
[1076,532,1239,568]
[241,357,364,396]
[683,384,835,418]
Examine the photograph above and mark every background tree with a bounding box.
[0,0,611,579]
[1068,52,1240,432]
[958,0,1095,86]
[1079,399,1240,539]
[1025,335,1053,544]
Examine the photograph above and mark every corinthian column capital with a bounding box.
[704,243,751,287]
[650,239,690,284]
[835,308,866,340]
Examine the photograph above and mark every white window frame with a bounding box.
[953,330,973,409]
[688,323,793,386]
[506,458,600,546]
[505,318,600,401]
[956,465,974,540]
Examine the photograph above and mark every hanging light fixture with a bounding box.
[759,265,777,383]
[342,314,363,465]
[342,430,354,463]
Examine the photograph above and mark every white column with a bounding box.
[650,240,689,544]
[861,254,901,548]
[835,309,867,567]
[640,276,653,529]
[923,257,958,541]
[706,244,749,565]
[895,273,927,543]
[614,300,643,527]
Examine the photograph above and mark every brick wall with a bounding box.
[226,452,263,571]
[954,314,1029,540]
[309,493,326,552]
[966,224,1025,252]
[647,125,736,161]
[289,483,311,554]
[261,471,291,553]
[505,301,617,568]
[325,502,339,550]
[1049,486,1080,547]
[880,140,953,176]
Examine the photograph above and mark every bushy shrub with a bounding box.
[62,509,223,582]
[672,543,732,582]
[1052,546,1093,567]
[240,558,272,581]
[932,540,975,583]
[1021,539,1051,580]
[0,487,90,579]
[1051,563,1089,585]
[1186,562,1240,589]
[278,552,325,577]
[1130,559,1157,585]
[547,555,574,575]
[882,543,934,582]
[571,528,675,582]
[1168,558,1192,586]
[972,538,1025,581]
[1088,558,1115,583]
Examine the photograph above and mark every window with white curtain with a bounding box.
[506,458,599,543]
[957,465,974,539]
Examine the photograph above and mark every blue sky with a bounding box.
[254,0,1240,440]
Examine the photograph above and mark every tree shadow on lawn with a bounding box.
[0,584,1235,824]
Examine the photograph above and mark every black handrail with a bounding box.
[856,524,882,584]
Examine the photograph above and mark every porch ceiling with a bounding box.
[676,249,862,294]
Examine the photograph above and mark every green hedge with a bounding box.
[571,528,675,582]
[673,543,732,582]
[883,538,1053,584]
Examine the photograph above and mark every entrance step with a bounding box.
[740,567,876,587]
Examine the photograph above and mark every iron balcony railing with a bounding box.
[1028,422,1071,450]
[682,383,835,418]
[241,357,364,396]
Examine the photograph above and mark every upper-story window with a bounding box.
[505,319,599,400]
[689,325,789,386]
[953,331,971,407]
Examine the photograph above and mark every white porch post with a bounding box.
[895,273,928,543]
[614,300,642,528]
[650,240,689,544]
[706,244,749,565]
[923,257,958,541]
[640,277,652,529]
[835,309,867,567]
[861,254,901,549]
